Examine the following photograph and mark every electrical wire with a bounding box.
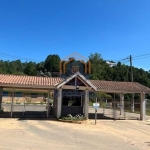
[132,53,150,58]
[0,51,42,62]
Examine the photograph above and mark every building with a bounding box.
[0,55,150,120]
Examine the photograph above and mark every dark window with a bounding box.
[62,96,81,106]
[31,93,38,98]
[3,92,9,97]
[15,92,22,97]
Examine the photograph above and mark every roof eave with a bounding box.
[0,83,56,90]
[97,88,150,94]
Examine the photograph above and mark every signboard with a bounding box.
[106,103,112,108]
[93,103,100,109]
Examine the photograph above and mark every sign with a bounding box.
[72,66,79,73]
[93,103,100,109]
[106,103,112,108]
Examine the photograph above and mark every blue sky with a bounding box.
[0,0,150,70]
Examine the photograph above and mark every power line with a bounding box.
[0,51,42,62]
[132,53,150,58]
[116,53,150,63]
[132,55,150,60]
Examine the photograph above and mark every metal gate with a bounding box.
[100,98,126,120]
[89,98,142,120]
[1,103,50,118]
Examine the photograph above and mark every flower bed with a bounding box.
[59,114,87,124]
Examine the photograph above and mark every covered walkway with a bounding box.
[0,72,150,120]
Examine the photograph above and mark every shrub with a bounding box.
[61,114,86,120]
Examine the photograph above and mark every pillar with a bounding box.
[11,89,14,118]
[0,88,3,111]
[56,89,62,119]
[84,90,89,119]
[113,93,117,120]
[53,90,57,116]
[120,93,124,116]
[46,91,50,118]
[140,92,146,121]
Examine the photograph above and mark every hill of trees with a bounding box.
[0,53,150,88]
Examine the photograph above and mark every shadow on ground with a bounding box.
[145,142,150,147]
[0,111,55,119]
[88,113,113,120]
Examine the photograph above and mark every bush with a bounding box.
[61,114,86,120]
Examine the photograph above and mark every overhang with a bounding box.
[0,74,150,94]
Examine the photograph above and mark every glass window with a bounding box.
[31,93,38,98]
[15,92,22,97]
[62,96,82,106]
[3,92,9,97]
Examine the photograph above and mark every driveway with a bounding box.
[0,118,150,150]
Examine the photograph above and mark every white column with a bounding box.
[140,92,146,121]
[120,93,124,116]
[0,88,3,111]
[46,91,50,118]
[11,89,14,118]
[84,90,89,119]
[53,90,57,116]
[56,89,62,119]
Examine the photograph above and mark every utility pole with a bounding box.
[130,55,133,82]
[130,55,134,112]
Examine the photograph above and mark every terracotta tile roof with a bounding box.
[0,74,150,93]
[90,80,150,93]
[0,74,63,87]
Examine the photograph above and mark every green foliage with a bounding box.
[89,53,150,88]
[95,92,112,99]
[44,54,60,73]
[89,53,110,80]
[24,61,37,76]
[61,114,86,120]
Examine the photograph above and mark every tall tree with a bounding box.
[44,54,60,73]
[24,61,37,76]
[89,53,111,80]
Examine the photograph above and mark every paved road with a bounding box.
[1,118,149,150]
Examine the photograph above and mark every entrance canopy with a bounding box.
[0,72,150,93]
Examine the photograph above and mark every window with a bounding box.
[62,96,82,106]
[31,93,38,98]
[3,92,9,97]
[15,92,22,97]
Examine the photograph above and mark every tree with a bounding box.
[36,61,45,72]
[44,54,60,73]
[24,61,37,76]
[89,53,111,80]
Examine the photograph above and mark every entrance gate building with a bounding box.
[0,54,150,120]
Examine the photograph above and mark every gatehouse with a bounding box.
[0,54,150,120]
